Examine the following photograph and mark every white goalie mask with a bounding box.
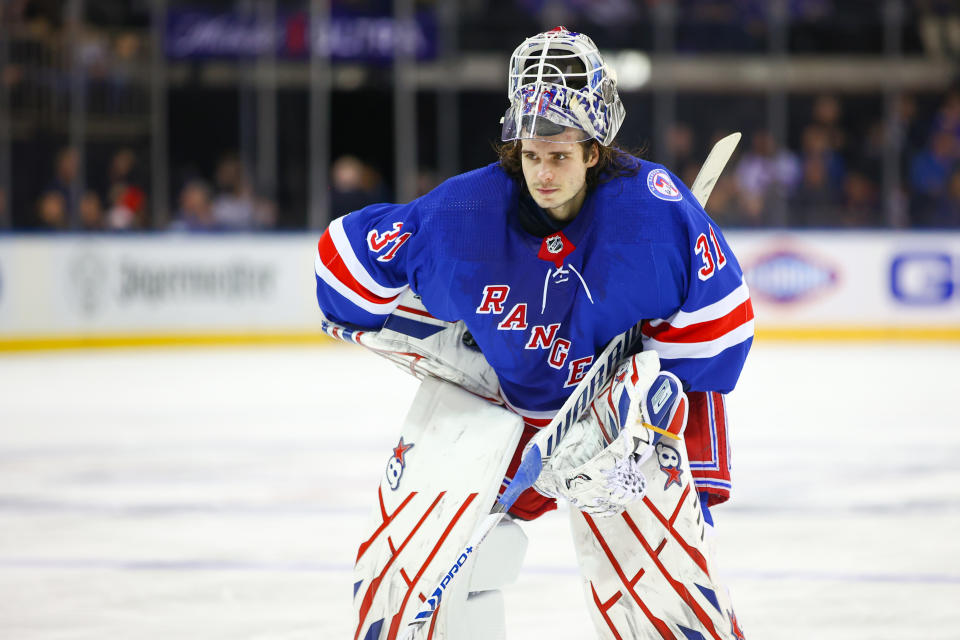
[501,26,625,146]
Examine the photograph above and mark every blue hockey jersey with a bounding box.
[314,161,753,422]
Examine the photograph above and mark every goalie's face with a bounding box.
[520,128,598,222]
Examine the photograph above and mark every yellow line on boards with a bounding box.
[0,332,339,352]
[1,326,960,353]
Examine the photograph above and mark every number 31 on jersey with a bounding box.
[695,226,727,281]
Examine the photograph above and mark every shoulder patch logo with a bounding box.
[647,169,683,202]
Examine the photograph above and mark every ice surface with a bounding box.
[0,342,958,639]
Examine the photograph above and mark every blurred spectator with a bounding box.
[34,190,67,230]
[840,170,881,227]
[78,189,104,230]
[108,31,141,111]
[665,122,698,185]
[210,154,276,230]
[790,154,840,226]
[107,147,141,191]
[211,154,252,229]
[105,182,145,230]
[800,123,845,187]
[910,130,958,225]
[892,94,926,161]
[170,179,216,231]
[700,174,746,227]
[810,94,847,157]
[45,146,80,220]
[734,129,801,225]
[930,89,960,139]
[930,165,960,226]
[0,187,7,225]
[330,155,390,219]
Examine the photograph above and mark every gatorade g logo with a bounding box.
[890,252,954,305]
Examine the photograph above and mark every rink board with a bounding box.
[0,231,958,349]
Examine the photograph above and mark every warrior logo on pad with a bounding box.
[647,169,683,202]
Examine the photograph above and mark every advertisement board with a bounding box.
[728,231,960,338]
[1,231,958,350]
[0,234,325,348]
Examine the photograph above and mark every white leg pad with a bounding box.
[352,377,524,640]
[568,432,746,639]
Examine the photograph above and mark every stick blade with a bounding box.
[690,131,741,208]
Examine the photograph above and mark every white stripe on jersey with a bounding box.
[643,319,754,360]
[646,281,750,329]
[315,252,404,315]
[328,217,408,298]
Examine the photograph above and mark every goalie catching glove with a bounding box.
[533,351,688,517]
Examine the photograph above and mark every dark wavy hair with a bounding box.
[496,139,642,192]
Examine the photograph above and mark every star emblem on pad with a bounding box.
[392,437,415,466]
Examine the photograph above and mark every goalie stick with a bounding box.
[397,132,742,640]
[690,132,741,207]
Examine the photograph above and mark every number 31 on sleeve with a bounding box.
[695,226,727,281]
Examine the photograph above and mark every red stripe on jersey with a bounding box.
[642,298,754,344]
[396,305,435,319]
[317,233,400,306]
[522,416,552,429]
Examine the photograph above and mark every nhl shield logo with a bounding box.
[546,234,563,254]
[537,231,575,268]
[647,168,683,202]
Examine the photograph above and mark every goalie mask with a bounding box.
[501,27,625,146]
